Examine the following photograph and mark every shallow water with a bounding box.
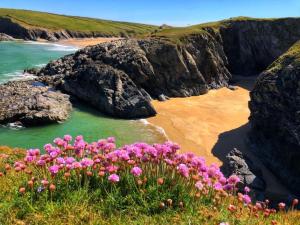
[0,41,165,149]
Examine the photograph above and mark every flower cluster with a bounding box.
[0,135,297,219]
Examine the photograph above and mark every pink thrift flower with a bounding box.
[56,157,65,165]
[195,181,204,190]
[65,157,75,164]
[243,194,251,205]
[80,158,94,168]
[37,159,46,166]
[244,186,251,193]
[108,174,120,183]
[177,164,189,178]
[49,165,60,175]
[214,182,223,191]
[228,175,240,185]
[131,166,142,177]
[64,134,72,142]
[107,137,115,143]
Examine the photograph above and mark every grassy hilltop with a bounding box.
[0,8,157,37]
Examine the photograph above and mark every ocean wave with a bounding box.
[0,71,37,83]
[139,119,169,140]
[23,41,78,52]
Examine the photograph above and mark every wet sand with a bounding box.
[58,37,121,48]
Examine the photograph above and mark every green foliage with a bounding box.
[0,8,157,37]
[266,41,300,74]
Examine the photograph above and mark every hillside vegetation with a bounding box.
[151,16,297,42]
[0,8,157,37]
[1,137,300,225]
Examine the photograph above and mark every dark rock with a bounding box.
[158,94,169,102]
[228,85,238,91]
[223,148,266,193]
[249,41,300,196]
[61,63,157,119]
[220,18,300,76]
[0,80,72,126]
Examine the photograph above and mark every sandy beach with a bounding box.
[58,37,121,48]
[148,77,254,165]
[148,76,291,197]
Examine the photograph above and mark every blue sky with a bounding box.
[1,0,300,26]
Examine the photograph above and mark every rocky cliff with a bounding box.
[0,80,72,126]
[0,17,107,41]
[34,37,232,118]
[249,41,300,196]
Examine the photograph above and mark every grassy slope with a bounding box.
[1,146,300,225]
[266,40,300,74]
[151,16,295,42]
[0,8,157,36]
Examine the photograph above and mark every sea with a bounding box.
[0,41,166,149]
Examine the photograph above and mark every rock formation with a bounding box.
[0,80,72,126]
[35,38,230,118]
[0,33,14,41]
[249,41,300,196]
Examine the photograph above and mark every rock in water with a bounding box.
[62,64,157,119]
[0,81,72,126]
[0,33,14,41]
[249,41,300,196]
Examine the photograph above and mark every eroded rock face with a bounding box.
[33,38,233,118]
[249,41,300,196]
[220,18,300,75]
[223,149,266,195]
[0,33,14,41]
[0,80,72,126]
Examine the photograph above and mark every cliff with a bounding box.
[249,41,300,196]
[0,8,157,41]
[27,17,300,119]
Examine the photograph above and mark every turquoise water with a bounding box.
[0,41,165,149]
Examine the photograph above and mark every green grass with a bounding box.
[1,146,300,225]
[0,8,157,37]
[266,40,300,74]
[151,16,296,43]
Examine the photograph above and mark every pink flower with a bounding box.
[64,134,72,142]
[80,158,94,168]
[244,186,250,193]
[195,181,204,190]
[36,159,46,166]
[177,164,189,178]
[243,194,251,205]
[56,157,65,165]
[131,166,142,177]
[65,157,75,164]
[228,175,240,185]
[49,165,60,175]
[278,202,286,210]
[108,174,120,183]
[214,182,223,191]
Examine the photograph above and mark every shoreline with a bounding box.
[148,77,255,165]
[56,37,122,48]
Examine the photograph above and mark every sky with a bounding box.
[0,0,300,26]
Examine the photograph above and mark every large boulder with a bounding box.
[33,38,232,118]
[249,41,300,196]
[0,33,14,41]
[0,80,72,126]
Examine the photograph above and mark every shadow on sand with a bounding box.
[212,123,250,162]
[212,122,292,201]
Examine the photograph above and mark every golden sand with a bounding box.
[58,37,121,48]
[148,77,290,196]
[148,80,252,165]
